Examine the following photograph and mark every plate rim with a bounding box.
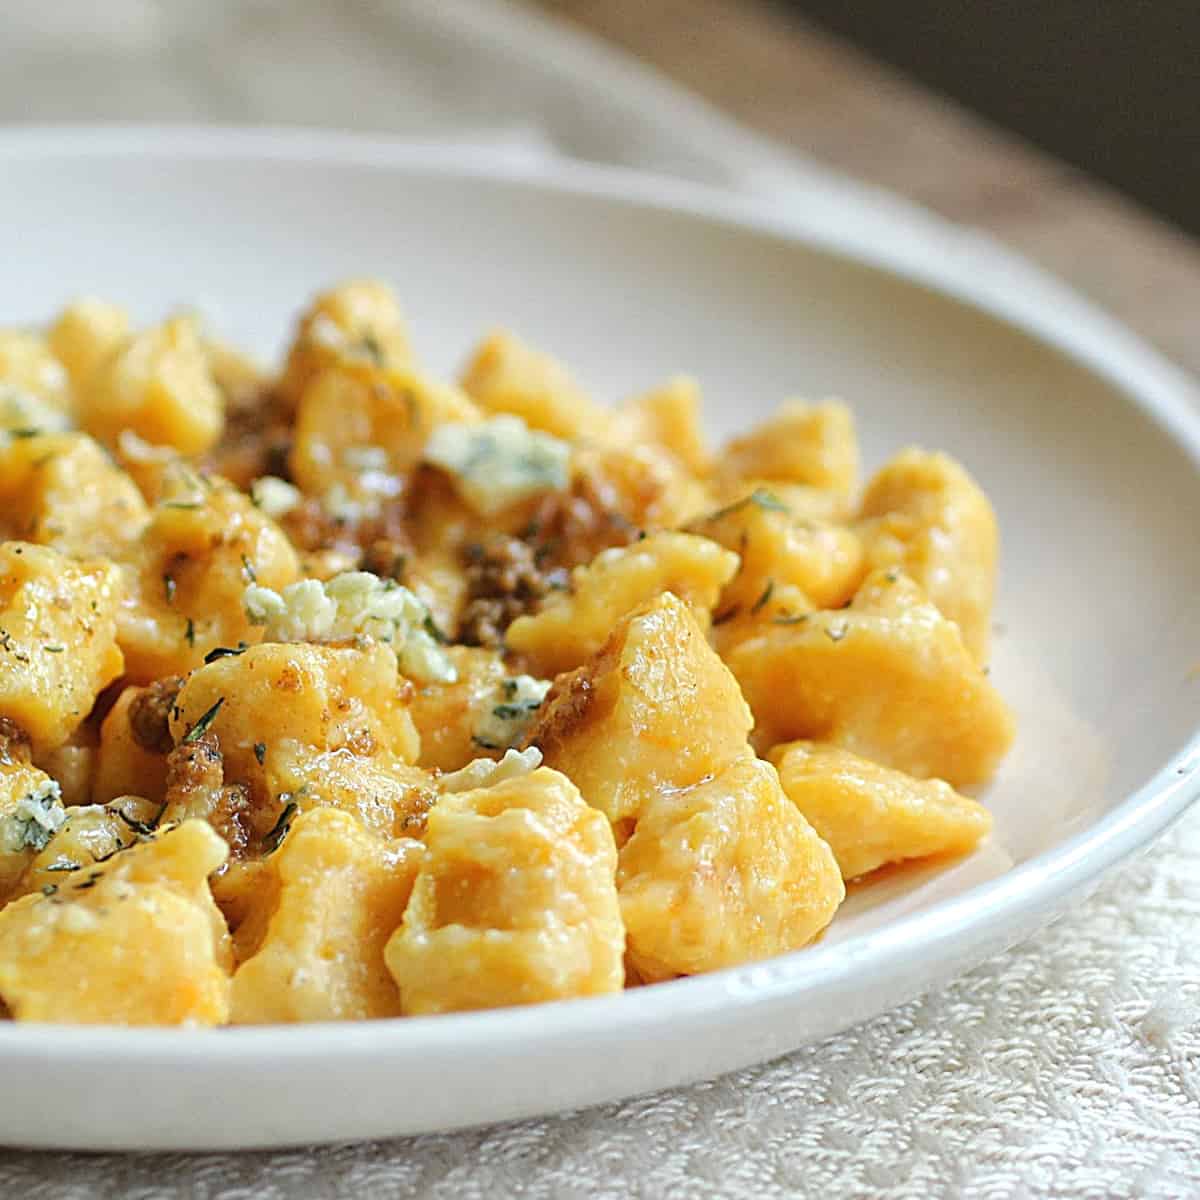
[0,122,1198,1066]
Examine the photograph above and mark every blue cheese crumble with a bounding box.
[319,446,402,524]
[243,571,457,683]
[2,780,66,854]
[472,675,551,751]
[423,415,570,515]
[0,384,72,435]
[250,475,302,518]
[439,747,543,794]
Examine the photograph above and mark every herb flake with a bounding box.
[264,801,298,853]
[704,487,790,524]
[115,807,161,837]
[203,643,248,664]
[750,580,775,615]
[182,697,225,744]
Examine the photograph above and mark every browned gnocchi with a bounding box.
[0,282,1012,1025]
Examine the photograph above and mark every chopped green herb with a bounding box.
[264,801,298,853]
[492,702,541,720]
[731,531,750,578]
[40,884,58,898]
[254,742,267,765]
[115,808,159,837]
[705,487,789,524]
[184,617,196,647]
[471,734,501,751]
[361,332,383,363]
[423,613,448,645]
[772,612,810,626]
[394,387,416,429]
[240,555,257,583]
[750,580,775,614]
[42,644,65,653]
[0,629,29,664]
[182,697,225,744]
[161,500,202,510]
[8,428,39,439]
[711,604,741,626]
[203,643,248,664]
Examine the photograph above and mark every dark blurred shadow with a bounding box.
[787,1,1199,235]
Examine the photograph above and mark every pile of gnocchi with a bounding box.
[0,282,1014,1025]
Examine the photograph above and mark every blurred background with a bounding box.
[789,1,1198,237]
[2,0,1194,234]
[1,0,1195,362]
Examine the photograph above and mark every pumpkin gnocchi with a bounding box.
[0,283,1012,1024]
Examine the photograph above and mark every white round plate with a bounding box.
[1,127,1199,1151]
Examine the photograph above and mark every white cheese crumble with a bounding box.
[244,571,457,684]
[306,316,381,363]
[341,445,389,472]
[439,747,543,794]
[2,779,66,854]
[38,360,68,393]
[472,675,551,751]
[250,475,302,518]
[322,482,380,524]
[117,428,175,466]
[308,313,349,350]
[358,470,403,499]
[0,384,71,435]
[423,415,570,516]
[312,449,403,526]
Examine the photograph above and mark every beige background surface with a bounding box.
[546,0,1200,378]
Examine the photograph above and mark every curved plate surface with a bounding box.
[0,127,1198,1150]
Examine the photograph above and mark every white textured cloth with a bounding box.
[2,2,1199,1195]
